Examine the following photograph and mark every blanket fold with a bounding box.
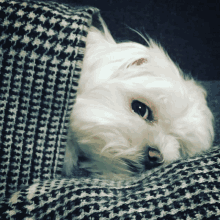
[0,146,220,219]
[0,0,99,199]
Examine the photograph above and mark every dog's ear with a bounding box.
[129,58,147,67]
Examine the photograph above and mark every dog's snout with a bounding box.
[146,146,164,169]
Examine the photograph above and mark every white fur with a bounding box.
[63,19,214,179]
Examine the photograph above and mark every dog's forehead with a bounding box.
[131,58,148,66]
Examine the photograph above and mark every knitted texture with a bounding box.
[0,146,219,219]
[0,0,99,199]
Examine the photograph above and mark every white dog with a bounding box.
[63,18,214,179]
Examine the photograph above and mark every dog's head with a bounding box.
[67,28,214,179]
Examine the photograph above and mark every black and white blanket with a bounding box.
[0,0,219,219]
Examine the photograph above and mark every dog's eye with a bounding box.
[132,100,153,121]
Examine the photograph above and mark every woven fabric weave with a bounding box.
[0,146,219,219]
[0,0,99,199]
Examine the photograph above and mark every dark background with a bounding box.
[51,0,220,80]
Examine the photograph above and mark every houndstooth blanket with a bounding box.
[0,0,219,219]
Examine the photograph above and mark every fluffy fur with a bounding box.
[63,19,214,179]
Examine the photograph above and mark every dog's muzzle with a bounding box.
[146,146,164,169]
[123,147,164,174]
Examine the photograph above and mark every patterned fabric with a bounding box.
[0,0,99,199]
[0,0,220,219]
[0,146,219,219]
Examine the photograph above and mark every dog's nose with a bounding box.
[146,147,164,169]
